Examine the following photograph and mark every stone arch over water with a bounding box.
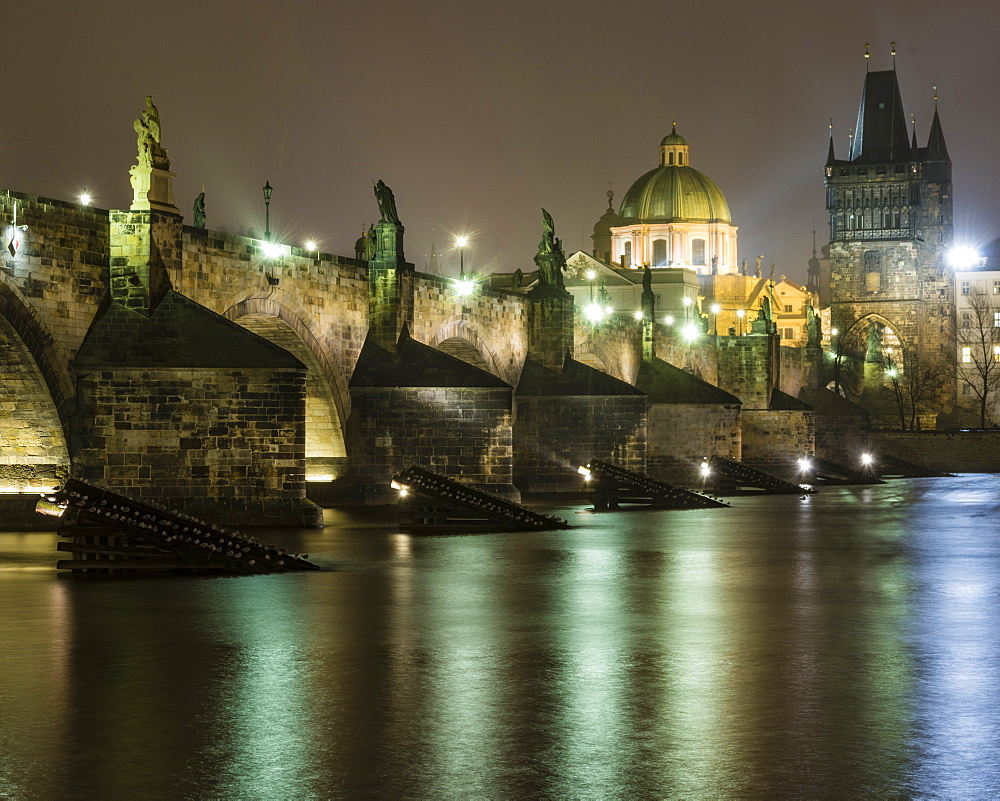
[0,281,70,489]
[223,296,349,479]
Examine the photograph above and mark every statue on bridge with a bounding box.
[193,191,206,229]
[865,319,883,363]
[374,180,401,226]
[806,304,821,347]
[533,208,567,291]
[133,96,170,170]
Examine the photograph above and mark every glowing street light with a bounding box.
[664,315,675,325]
[261,240,282,259]
[831,327,839,337]
[948,245,981,270]
[682,323,700,342]
[455,235,469,278]
[736,308,746,335]
[860,452,874,467]
[453,277,476,297]
[710,303,721,335]
[586,269,596,280]
[79,193,92,206]
[633,310,644,321]
[305,240,317,251]
[700,461,711,477]
[797,457,812,472]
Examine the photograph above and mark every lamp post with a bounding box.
[263,181,273,241]
[455,235,469,279]
[710,303,721,335]
[736,308,745,336]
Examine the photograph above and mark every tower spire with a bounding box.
[926,89,950,163]
[864,42,870,72]
[891,40,896,69]
[827,119,836,164]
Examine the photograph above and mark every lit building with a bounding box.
[953,237,1000,424]
[608,125,739,274]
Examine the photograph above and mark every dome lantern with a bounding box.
[659,122,690,167]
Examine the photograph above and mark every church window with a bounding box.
[668,152,674,165]
[961,347,972,364]
[624,241,632,267]
[691,239,706,266]
[961,281,970,296]
[652,239,667,267]
[678,153,684,165]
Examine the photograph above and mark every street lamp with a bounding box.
[736,308,745,336]
[79,193,92,206]
[710,303,721,335]
[262,181,273,241]
[455,235,469,279]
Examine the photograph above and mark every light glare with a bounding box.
[948,246,981,269]
[79,193,91,205]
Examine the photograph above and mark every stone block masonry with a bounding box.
[514,396,647,493]
[347,386,516,503]
[73,367,318,526]
[741,409,815,478]
[646,403,741,484]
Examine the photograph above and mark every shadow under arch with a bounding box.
[0,279,71,475]
[426,317,511,384]
[223,294,350,471]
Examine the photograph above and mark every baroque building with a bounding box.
[609,126,739,274]
[825,63,956,409]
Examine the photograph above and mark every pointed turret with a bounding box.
[926,108,950,162]
[850,70,910,163]
[826,126,836,165]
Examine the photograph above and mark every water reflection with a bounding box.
[1,477,999,798]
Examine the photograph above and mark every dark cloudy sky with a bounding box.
[6,0,998,281]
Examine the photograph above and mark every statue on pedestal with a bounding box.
[193,191,206,229]
[365,223,377,261]
[133,96,170,170]
[806,305,821,347]
[533,208,567,290]
[374,180,401,226]
[641,264,655,319]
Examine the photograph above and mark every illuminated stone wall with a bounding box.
[73,367,316,525]
[0,192,109,421]
[872,430,1000,472]
[347,386,515,502]
[646,403,741,482]
[715,334,779,409]
[740,410,815,477]
[412,273,528,386]
[513,396,647,492]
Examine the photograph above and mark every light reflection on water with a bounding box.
[1,476,999,799]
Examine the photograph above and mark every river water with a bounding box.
[2,476,999,800]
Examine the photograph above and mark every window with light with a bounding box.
[962,347,972,363]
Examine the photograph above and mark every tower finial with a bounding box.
[890,40,896,67]
[933,85,939,108]
[864,42,870,71]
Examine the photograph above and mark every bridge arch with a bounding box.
[0,278,71,487]
[223,293,350,479]
[573,340,623,380]
[427,317,512,384]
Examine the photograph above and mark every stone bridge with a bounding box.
[0,188,651,517]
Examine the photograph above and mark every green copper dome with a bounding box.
[619,165,732,223]
[660,127,687,147]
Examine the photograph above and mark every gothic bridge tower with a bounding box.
[825,57,955,409]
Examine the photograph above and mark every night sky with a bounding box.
[6,0,999,282]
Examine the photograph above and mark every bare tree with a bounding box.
[884,351,948,430]
[957,290,1000,429]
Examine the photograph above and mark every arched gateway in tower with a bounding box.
[610,125,739,274]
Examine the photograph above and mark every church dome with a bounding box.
[619,127,732,224]
[619,166,732,223]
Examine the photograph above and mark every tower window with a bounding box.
[624,241,632,268]
[668,152,674,165]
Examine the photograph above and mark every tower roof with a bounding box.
[850,70,911,163]
[926,108,950,162]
